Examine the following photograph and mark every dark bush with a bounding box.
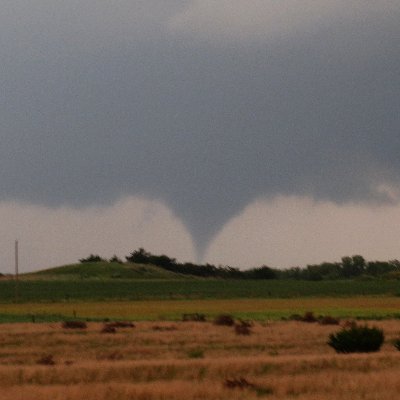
[106,321,135,328]
[126,248,150,263]
[288,312,318,322]
[234,321,252,335]
[101,325,117,334]
[243,265,277,279]
[214,314,235,326]
[301,311,318,323]
[318,315,340,325]
[109,255,123,264]
[328,324,384,353]
[224,377,273,396]
[36,354,55,365]
[393,338,400,351]
[224,377,255,389]
[79,254,105,263]
[62,320,87,329]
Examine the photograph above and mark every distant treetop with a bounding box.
[79,254,106,263]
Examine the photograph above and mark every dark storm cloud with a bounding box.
[0,1,399,256]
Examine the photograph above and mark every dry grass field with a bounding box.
[1,318,400,399]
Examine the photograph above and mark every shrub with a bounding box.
[393,338,400,351]
[36,355,55,365]
[224,377,274,395]
[234,321,252,335]
[328,324,384,353]
[62,320,87,329]
[318,315,340,325]
[109,255,123,264]
[106,321,135,328]
[214,314,235,326]
[288,312,318,322]
[101,325,116,334]
[224,377,255,389]
[302,311,318,323]
[79,254,105,263]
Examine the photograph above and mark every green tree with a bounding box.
[341,255,366,278]
[126,248,151,264]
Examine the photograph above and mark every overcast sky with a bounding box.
[1,1,399,272]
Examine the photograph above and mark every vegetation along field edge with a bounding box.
[2,297,400,323]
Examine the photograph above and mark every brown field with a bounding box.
[1,319,400,399]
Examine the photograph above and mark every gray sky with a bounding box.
[0,1,399,272]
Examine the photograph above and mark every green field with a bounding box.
[2,297,400,323]
[1,262,400,323]
[1,278,400,303]
[8,261,400,303]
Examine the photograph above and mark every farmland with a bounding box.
[1,319,400,399]
[2,263,400,399]
[1,278,400,303]
[2,262,400,322]
[2,297,400,323]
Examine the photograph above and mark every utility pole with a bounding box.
[14,240,19,303]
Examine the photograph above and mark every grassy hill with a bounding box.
[24,261,189,280]
[2,261,400,305]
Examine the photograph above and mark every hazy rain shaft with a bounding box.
[0,1,399,260]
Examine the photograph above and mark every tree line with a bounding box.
[80,249,400,280]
